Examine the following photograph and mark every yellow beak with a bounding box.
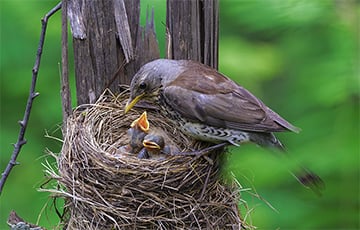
[143,140,161,150]
[130,111,150,132]
[125,93,145,113]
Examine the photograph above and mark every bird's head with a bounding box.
[125,59,186,113]
[143,134,165,150]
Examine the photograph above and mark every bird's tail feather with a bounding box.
[291,167,325,196]
[250,132,325,195]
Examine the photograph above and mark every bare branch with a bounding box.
[7,210,45,230]
[0,2,62,195]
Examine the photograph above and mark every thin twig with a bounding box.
[61,0,72,131]
[0,2,62,195]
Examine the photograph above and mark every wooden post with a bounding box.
[166,0,219,69]
[68,0,159,105]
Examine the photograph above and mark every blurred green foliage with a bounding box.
[0,0,358,229]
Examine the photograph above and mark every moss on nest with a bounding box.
[47,89,244,229]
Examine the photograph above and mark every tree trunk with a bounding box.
[166,0,219,69]
[68,0,159,105]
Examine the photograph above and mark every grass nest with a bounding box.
[50,89,244,229]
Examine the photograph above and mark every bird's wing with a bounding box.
[164,69,299,133]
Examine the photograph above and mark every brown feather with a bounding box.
[165,62,299,133]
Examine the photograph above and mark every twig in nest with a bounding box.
[0,2,61,195]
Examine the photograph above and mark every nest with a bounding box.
[51,89,244,229]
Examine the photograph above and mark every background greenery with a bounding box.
[0,0,358,229]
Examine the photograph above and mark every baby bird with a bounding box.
[118,112,149,154]
[137,133,180,159]
[137,134,165,159]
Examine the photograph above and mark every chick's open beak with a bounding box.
[143,140,161,150]
[130,111,149,132]
[125,93,145,113]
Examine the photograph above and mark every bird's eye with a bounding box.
[139,82,147,89]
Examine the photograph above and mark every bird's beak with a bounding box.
[130,111,150,132]
[143,140,161,150]
[125,93,145,113]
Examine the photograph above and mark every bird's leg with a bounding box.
[176,142,227,156]
[174,142,227,165]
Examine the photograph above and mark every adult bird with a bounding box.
[125,59,323,193]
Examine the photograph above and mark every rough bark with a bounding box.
[166,0,219,69]
[68,0,159,105]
